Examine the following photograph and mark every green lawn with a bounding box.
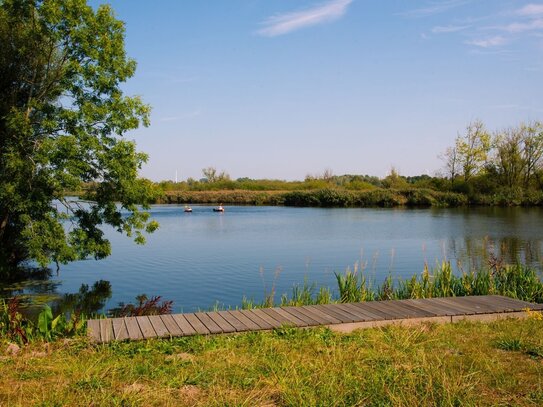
[1,316,543,406]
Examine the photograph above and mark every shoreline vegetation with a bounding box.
[2,261,543,405]
[73,118,543,208]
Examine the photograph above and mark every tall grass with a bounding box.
[245,260,543,309]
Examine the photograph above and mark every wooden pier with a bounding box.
[87,295,543,343]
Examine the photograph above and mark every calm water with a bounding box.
[6,206,543,313]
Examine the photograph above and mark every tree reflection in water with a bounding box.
[0,267,112,320]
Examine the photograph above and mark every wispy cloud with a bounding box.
[516,3,543,16]
[400,0,469,18]
[257,0,352,37]
[501,18,543,33]
[431,24,470,33]
[466,35,506,48]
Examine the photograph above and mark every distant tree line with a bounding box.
[154,120,543,206]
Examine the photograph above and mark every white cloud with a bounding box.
[466,36,506,48]
[516,3,543,16]
[400,0,469,18]
[431,24,470,33]
[257,0,353,37]
[501,18,543,33]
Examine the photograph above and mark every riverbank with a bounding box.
[157,188,469,207]
[1,317,542,405]
[154,188,543,207]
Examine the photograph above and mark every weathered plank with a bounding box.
[300,306,341,324]
[193,312,223,334]
[136,316,157,339]
[310,304,355,323]
[242,309,275,329]
[402,299,451,317]
[148,315,170,337]
[111,318,129,341]
[249,309,283,329]
[125,317,143,340]
[217,311,249,332]
[281,306,321,326]
[260,308,302,327]
[335,303,378,321]
[87,319,101,342]
[228,310,262,331]
[160,314,183,336]
[184,313,211,334]
[86,295,542,343]
[354,302,399,320]
[391,301,437,318]
[206,312,237,333]
[172,313,197,336]
[432,298,483,314]
[493,295,543,310]
[99,318,114,343]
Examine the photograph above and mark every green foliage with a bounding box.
[1,298,86,343]
[0,0,155,273]
[243,260,543,310]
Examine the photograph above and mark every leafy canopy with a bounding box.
[0,0,158,272]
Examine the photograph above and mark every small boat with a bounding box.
[213,205,224,212]
[184,206,192,213]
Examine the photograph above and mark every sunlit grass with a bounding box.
[1,317,543,406]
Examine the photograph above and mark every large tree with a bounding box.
[0,0,158,273]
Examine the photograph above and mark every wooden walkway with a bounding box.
[87,295,543,343]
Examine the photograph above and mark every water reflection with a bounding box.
[2,206,543,313]
[1,267,112,318]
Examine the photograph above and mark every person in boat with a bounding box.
[217,203,223,211]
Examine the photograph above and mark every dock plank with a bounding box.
[217,311,249,332]
[148,315,170,337]
[244,309,277,329]
[86,295,542,343]
[194,312,223,334]
[87,319,101,342]
[249,309,283,329]
[228,310,262,331]
[184,313,211,334]
[281,306,321,325]
[206,312,237,333]
[432,297,485,314]
[136,316,157,339]
[335,303,379,321]
[402,299,450,317]
[300,306,341,324]
[311,304,355,323]
[261,308,303,327]
[125,317,143,340]
[354,302,399,320]
[160,314,183,336]
[172,314,197,336]
[111,318,129,341]
[99,318,113,343]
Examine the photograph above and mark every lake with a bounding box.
[5,205,543,313]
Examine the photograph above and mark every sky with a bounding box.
[92,0,543,181]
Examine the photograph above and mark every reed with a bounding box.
[244,260,543,309]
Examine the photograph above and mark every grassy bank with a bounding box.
[158,188,468,207]
[1,317,543,406]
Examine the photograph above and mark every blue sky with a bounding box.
[96,0,543,181]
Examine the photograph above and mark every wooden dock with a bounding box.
[87,295,543,343]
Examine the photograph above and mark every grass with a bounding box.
[245,261,543,309]
[1,317,543,406]
[157,188,468,207]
